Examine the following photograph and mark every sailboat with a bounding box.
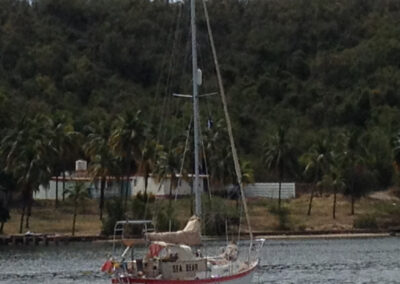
[102,0,264,283]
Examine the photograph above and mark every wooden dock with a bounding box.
[0,234,106,246]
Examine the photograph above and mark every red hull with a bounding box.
[111,262,257,284]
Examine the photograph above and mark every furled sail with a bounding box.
[145,216,201,246]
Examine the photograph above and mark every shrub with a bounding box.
[203,197,239,236]
[354,214,378,229]
[101,198,125,235]
[136,191,155,203]
[268,204,292,231]
[298,224,307,231]
[153,203,180,232]
[131,196,147,220]
[0,205,10,234]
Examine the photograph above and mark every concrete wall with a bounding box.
[34,178,294,200]
[131,176,204,197]
[244,183,296,199]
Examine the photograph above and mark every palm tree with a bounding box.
[152,144,182,231]
[321,161,345,219]
[84,121,118,220]
[0,206,9,234]
[203,120,234,191]
[154,145,182,200]
[263,127,295,209]
[300,139,331,216]
[241,160,255,186]
[50,115,80,207]
[331,169,345,219]
[0,186,10,234]
[139,140,164,196]
[393,132,400,168]
[109,111,147,209]
[341,131,373,215]
[328,137,348,219]
[0,172,16,234]
[66,181,88,236]
[1,115,55,232]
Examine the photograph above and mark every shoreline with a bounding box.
[204,230,397,241]
[1,230,397,246]
[256,232,393,240]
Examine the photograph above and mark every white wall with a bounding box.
[34,179,93,200]
[244,183,296,199]
[34,176,204,200]
[131,176,204,197]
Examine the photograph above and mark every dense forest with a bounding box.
[1,0,400,231]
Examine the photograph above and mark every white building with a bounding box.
[33,161,295,200]
[34,175,206,200]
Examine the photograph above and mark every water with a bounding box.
[256,237,400,284]
[0,237,400,283]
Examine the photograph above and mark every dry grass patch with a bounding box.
[3,192,400,236]
[4,200,102,235]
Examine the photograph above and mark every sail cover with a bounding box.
[145,216,201,246]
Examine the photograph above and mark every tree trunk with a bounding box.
[278,162,284,209]
[99,177,106,220]
[25,189,34,229]
[144,170,149,196]
[0,221,4,234]
[168,181,173,229]
[351,195,355,215]
[72,201,77,236]
[307,184,315,216]
[120,176,124,200]
[125,174,130,210]
[124,160,131,211]
[19,206,25,234]
[55,175,59,208]
[25,202,32,229]
[278,181,282,209]
[168,180,173,210]
[333,187,337,219]
[62,171,66,201]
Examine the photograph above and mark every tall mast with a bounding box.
[191,0,201,217]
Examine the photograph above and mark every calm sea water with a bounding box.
[0,237,399,283]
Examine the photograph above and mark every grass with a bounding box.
[2,192,400,235]
[4,200,102,236]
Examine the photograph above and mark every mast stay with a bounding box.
[201,0,253,252]
[190,0,253,252]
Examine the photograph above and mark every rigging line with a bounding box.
[225,218,229,245]
[159,34,183,145]
[148,177,165,232]
[237,198,243,245]
[152,4,180,102]
[175,3,192,104]
[175,116,192,201]
[201,0,254,255]
[156,3,184,144]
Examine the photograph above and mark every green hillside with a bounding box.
[1,0,400,232]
